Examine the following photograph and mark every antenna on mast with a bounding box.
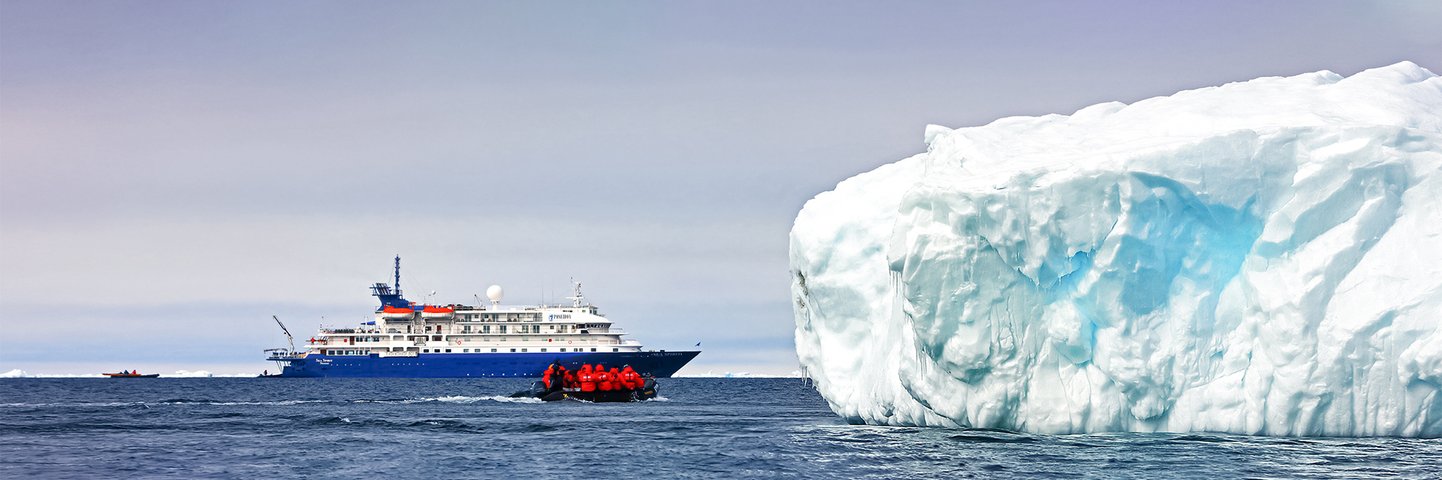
[393,255,402,295]
[565,278,584,307]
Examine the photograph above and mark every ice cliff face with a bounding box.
[790,62,1442,437]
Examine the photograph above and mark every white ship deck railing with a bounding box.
[319,329,384,335]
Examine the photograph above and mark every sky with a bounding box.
[2,1,1439,376]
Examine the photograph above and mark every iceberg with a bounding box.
[790,62,1442,437]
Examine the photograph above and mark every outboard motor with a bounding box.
[637,377,658,400]
[510,380,549,398]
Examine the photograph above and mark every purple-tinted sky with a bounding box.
[2,1,1439,375]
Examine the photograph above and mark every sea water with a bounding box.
[1,378,1437,478]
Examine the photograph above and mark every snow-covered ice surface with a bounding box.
[790,62,1442,437]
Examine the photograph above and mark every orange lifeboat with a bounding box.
[421,305,455,319]
[381,305,415,320]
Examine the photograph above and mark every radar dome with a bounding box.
[485,285,504,303]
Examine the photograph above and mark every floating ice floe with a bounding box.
[0,369,257,378]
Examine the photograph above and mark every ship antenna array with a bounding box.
[393,255,402,295]
[565,278,585,307]
[273,315,296,352]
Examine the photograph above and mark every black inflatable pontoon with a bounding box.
[512,377,659,402]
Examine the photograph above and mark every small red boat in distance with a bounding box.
[104,370,159,378]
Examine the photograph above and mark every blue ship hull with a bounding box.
[271,350,699,378]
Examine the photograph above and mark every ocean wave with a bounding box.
[307,415,557,434]
[417,395,543,404]
[356,395,542,405]
[157,399,333,406]
[0,399,333,408]
[0,395,545,409]
[0,401,142,408]
[674,372,802,378]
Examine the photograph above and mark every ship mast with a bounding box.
[394,255,402,296]
[566,278,585,307]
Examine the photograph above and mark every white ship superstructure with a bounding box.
[264,257,699,378]
[304,283,644,358]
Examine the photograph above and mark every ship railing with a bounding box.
[265,350,305,360]
[318,328,382,335]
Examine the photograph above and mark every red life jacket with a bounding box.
[621,368,638,389]
[579,369,595,392]
[596,370,612,391]
[609,368,621,390]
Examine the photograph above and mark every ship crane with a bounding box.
[273,315,296,352]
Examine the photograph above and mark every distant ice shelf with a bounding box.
[790,62,1442,437]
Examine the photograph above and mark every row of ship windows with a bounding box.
[324,347,622,355]
[410,314,593,322]
[346,336,613,344]
[422,347,623,353]
[380,324,602,334]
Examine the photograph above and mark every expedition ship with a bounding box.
[264,257,699,378]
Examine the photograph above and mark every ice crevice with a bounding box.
[791,62,1442,437]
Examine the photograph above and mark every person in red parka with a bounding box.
[579,364,596,393]
[595,365,612,391]
[542,364,556,390]
[561,366,574,390]
[609,367,621,390]
[620,365,639,390]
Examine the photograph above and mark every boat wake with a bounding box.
[0,396,545,409]
[416,395,544,405]
[158,399,332,406]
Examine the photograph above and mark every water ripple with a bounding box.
[1,378,1438,479]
